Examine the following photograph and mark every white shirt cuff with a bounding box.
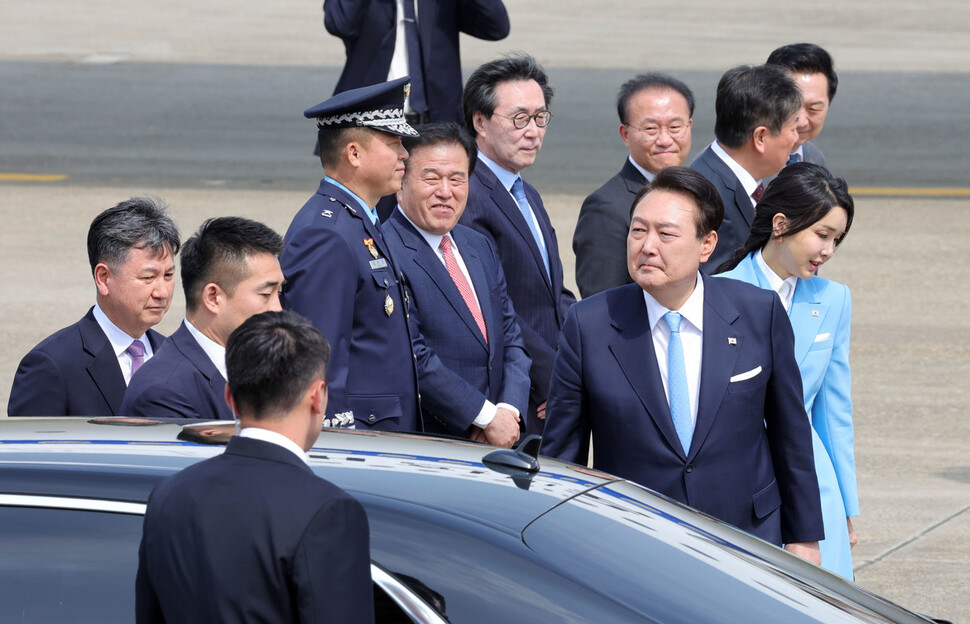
[473,401,520,428]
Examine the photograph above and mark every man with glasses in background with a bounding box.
[573,73,695,298]
[459,53,575,436]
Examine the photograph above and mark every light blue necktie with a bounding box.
[511,177,551,280]
[664,311,693,454]
[786,152,800,166]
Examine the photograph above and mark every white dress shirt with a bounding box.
[627,155,657,183]
[396,207,519,428]
[92,304,154,385]
[239,427,310,465]
[710,141,761,207]
[755,249,797,311]
[185,320,228,381]
[642,274,705,426]
[388,0,418,114]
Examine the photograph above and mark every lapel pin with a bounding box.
[811,310,820,317]
[727,337,737,345]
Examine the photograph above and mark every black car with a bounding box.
[0,417,949,623]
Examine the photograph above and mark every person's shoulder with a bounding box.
[807,274,850,301]
[28,314,90,354]
[708,273,776,305]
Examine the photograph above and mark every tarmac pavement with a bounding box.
[1,0,968,620]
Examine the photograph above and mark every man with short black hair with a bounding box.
[8,197,179,416]
[136,310,373,623]
[122,216,284,420]
[544,167,823,563]
[384,122,531,448]
[691,64,802,272]
[459,53,576,434]
[767,43,838,167]
[281,78,421,432]
[574,73,695,297]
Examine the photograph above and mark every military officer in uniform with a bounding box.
[281,77,422,432]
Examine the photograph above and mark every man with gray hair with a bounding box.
[8,197,180,416]
[691,64,802,272]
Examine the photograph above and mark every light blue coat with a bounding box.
[721,253,858,579]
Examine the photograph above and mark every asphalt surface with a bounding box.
[1,0,968,620]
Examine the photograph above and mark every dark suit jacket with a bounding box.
[281,179,421,432]
[7,307,163,416]
[384,210,531,435]
[120,321,234,420]
[459,163,576,432]
[573,158,646,298]
[324,0,509,123]
[136,435,374,623]
[764,141,828,188]
[690,145,757,274]
[542,277,824,545]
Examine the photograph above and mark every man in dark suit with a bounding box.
[384,122,531,447]
[459,54,576,434]
[543,167,823,562]
[122,217,285,420]
[767,43,839,168]
[324,0,509,125]
[690,64,802,273]
[574,73,695,297]
[281,78,421,432]
[7,197,179,416]
[136,311,373,623]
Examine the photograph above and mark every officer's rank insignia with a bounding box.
[320,209,333,218]
[384,293,394,316]
[363,238,379,259]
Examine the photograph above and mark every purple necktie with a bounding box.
[126,340,146,375]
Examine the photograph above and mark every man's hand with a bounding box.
[784,541,821,565]
[847,517,858,549]
[482,408,521,448]
[536,401,547,420]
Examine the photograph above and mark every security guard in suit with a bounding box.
[281,77,422,432]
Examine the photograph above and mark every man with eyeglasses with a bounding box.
[459,53,576,435]
[691,64,802,273]
[573,73,695,298]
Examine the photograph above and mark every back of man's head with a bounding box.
[87,196,181,274]
[713,65,802,149]
[462,53,554,136]
[226,310,331,419]
[180,217,283,313]
[401,121,478,177]
[767,43,838,102]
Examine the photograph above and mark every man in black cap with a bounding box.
[280,77,422,432]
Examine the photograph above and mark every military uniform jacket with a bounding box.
[280,179,421,432]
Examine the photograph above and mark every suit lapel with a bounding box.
[171,323,232,418]
[620,158,648,195]
[79,310,126,415]
[703,147,754,226]
[608,287,686,459]
[693,275,741,459]
[789,278,827,365]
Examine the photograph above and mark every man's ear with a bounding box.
[94,263,112,296]
[201,282,222,315]
[472,111,488,137]
[751,126,769,155]
[699,230,718,263]
[224,385,237,417]
[309,379,328,415]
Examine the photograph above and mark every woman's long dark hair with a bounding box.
[715,162,855,273]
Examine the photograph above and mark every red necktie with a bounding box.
[439,235,487,343]
[752,182,766,203]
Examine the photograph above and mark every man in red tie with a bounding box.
[383,122,531,448]
[690,64,802,273]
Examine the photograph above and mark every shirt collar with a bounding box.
[627,155,656,183]
[92,304,152,357]
[754,249,797,309]
[238,427,310,465]
[184,319,228,381]
[710,141,760,200]
[397,205,447,251]
[641,272,705,333]
[476,151,521,193]
[325,176,378,225]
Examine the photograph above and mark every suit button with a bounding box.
[685,464,693,473]
[368,414,376,423]
[383,278,389,286]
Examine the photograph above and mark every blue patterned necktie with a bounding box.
[787,152,800,166]
[511,177,551,280]
[664,311,693,454]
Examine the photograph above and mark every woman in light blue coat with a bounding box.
[716,163,858,579]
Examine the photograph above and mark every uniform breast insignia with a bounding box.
[363,238,380,259]
[320,209,333,218]
[384,293,395,316]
